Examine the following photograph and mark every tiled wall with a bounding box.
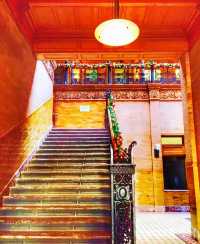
[0,99,53,198]
[0,2,54,199]
[0,1,36,137]
[188,38,200,240]
[54,101,106,128]
[115,101,188,210]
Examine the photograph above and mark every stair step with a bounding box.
[45,137,110,141]
[30,158,110,164]
[40,144,110,149]
[47,134,109,137]
[0,223,111,233]
[15,177,110,185]
[52,128,108,131]
[0,239,111,244]
[10,185,110,194]
[37,148,110,153]
[0,207,110,217]
[43,141,109,145]
[0,216,111,224]
[20,171,109,178]
[0,231,111,244]
[25,163,109,170]
[33,153,109,159]
[1,204,110,210]
[3,195,110,205]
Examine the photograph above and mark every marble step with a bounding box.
[30,158,110,164]
[51,128,108,131]
[0,239,110,244]
[0,207,110,217]
[44,138,110,143]
[3,194,111,205]
[0,223,110,233]
[40,144,110,149]
[43,140,110,145]
[33,152,110,159]
[0,231,111,244]
[48,133,110,137]
[20,170,109,178]
[15,177,110,185]
[10,185,110,195]
[37,148,110,153]
[1,203,111,210]
[25,163,109,170]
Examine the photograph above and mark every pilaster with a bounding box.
[148,84,165,211]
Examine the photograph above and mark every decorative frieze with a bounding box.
[159,89,182,100]
[54,85,182,101]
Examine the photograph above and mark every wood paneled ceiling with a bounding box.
[6,0,200,60]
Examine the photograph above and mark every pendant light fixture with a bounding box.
[94,0,140,47]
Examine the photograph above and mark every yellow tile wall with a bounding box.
[0,99,53,197]
[54,101,106,128]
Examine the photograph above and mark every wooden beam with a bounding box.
[37,52,182,62]
[33,37,188,55]
[28,0,200,7]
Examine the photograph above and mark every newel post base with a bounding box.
[110,163,136,244]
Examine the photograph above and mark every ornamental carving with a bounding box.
[149,89,160,100]
[160,90,182,100]
[55,88,182,101]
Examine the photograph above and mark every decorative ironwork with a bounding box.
[107,91,137,243]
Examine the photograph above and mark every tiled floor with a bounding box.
[136,212,193,244]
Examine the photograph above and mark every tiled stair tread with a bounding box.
[26,163,109,168]
[0,216,111,223]
[31,158,110,161]
[43,141,109,144]
[10,189,110,195]
[35,152,109,155]
[0,231,111,238]
[50,129,108,131]
[1,204,110,209]
[11,184,110,190]
[0,239,111,244]
[37,148,110,152]
[48,135,110,138]
[0,128,111,242]
[40,144,110,148]
[45,137,110,140]
[0,209,110,216]
[4,194,110,200]
[16,177,110,183]
[9,192,110,197]
[20,173,109,178]
[22,169,109,173]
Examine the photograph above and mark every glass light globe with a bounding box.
[95,19,140,46]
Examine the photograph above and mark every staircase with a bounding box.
[0,128,112,244]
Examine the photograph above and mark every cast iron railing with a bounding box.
[106,90,137,244]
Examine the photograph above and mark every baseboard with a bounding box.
[165,206,190,212]
[136,205,190,212]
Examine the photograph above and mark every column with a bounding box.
[148,84,165,211]
[180,52,200,241]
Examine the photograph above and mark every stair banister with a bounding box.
[106,90,136,244]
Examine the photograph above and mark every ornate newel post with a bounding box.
[110,142,136,244]
[106,91,137,244]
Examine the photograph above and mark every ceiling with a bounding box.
[6,0,200,60]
